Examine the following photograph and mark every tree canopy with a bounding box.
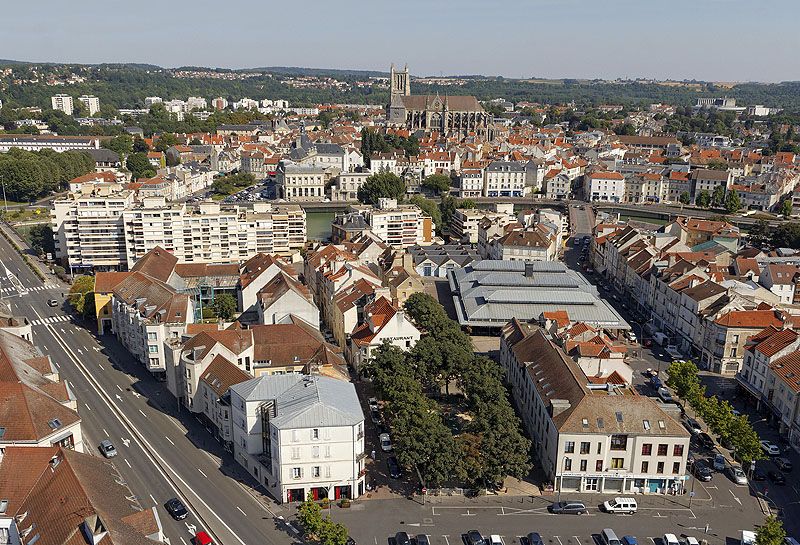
[0,148,94,202]
[356,172,406,205]
[68,275,95,319]
[421,174,452,196]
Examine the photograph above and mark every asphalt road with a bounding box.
[0,231,294,545]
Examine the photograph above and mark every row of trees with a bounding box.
[363,293,531,488]
[210,172,256,198]
[749,219,800,250]
[0,148,95,202]
[666,360,763,464]
[692,186,742,213]
[360,128,420,168]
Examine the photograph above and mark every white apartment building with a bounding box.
[451,207,515,244]
[330,171,370,202]
[51,94,74,115]
[124,199,306,266]
[584,172,625,202]
[51,185,135,271]
[0,135,101,153]
[359,199,432,248]
[78,95,100,116]
[485,161,537,197]
[186,96,208,111]
[501,322,690,495]
[230,374,366,503]
[277,163,327,202]
[457,169,484,198]
[144,96,163,107]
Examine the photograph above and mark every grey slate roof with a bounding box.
[408,243,480,268]
[231,374,363,429]
[449,260,629,329]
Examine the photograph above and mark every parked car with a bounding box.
[622,537,637,545]
[47,299,59,307]
[729,466,748,485]
[650,376,663,390]
[489,536,503,545]
[683,537,700,545]
[465,531,485,545]
[713,453,726,471]
[368,397,379,410]
[165,498,188,520]
[415,535,430,545]
[768,470,786,485]
[663,535,680,545]
[395,533,411,545]
[698,432,715,450]
[761,440,781,456]
[387,456,402,479]
[752,467,767,481]
[692,460,713,481]
[684,418,702,435]
[776,457,793,472]
[548,501,587,514]
[379,433,393,452]
[526,533,543,545]
[657,387,675,404]
[99,439,117,458]
[602,497,638,514]
[370,409,381,424]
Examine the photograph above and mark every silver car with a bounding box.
[99,439,117,458]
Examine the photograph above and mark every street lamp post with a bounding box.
[0,174,7,214]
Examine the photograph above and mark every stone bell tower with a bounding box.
[389,63,410,97]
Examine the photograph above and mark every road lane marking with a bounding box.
[116,384,123,392]
[730,489,742,505]
[124,459,132,468]
[103,428,109,437]
[236,506,247,516]
[165,436,175,446]
[442,536,450,545]
[554,537,563,545]
[32,314,241,545]
[98,363,104,370]
[84,403,91,411]
[198,468,208,478]
[150,494,157,504]
[53,360,60,368]
[139,409,147,417]
[180,538,188,545]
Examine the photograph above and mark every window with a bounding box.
[611,458,624,469]
[564,441,575,453]
[563,457,572,471]
[291,447,300,460]
[292,467,301,479]
[673,444,684,457]
[148,344,158,353]
[312,428,320,440]
[147,332,157,340]
[672,462,681,474]
[730,347,738,358]
[596,460,603,472]
[580,442,590,454]
[579,459,587,471]
[312,466,321,478]
[597,442,602,454]
[610,434,628,450]
[641,443,652,456]
[312,446,320,458]
[658,444,668,456]
[641,461,649,473]
[657,462,664,474]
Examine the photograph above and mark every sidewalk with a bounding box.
[0,221,64,286]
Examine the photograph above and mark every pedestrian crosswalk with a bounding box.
[31,315,72,326]
[0,283,60,294]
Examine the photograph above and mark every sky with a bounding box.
[4,0,799,82]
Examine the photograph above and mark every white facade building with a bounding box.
[51,94,74,115]
[230,374,366,503]
[78,95,100,116]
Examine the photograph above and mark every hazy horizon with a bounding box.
[5,0,800,83]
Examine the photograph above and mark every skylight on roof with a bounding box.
[597,418,604,429]
[581,418,589,427]
[48,419,62,430]
[0,427,5,439]
[615,411,624,423]
[643,419,651,430]
[658,420,666,429]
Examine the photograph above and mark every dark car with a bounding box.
[752,468,767,481]
[526,533,544,545]
[622,537,638,545]
[395,533,412,545]
[165,498,188,520]
[768,471,786,485]
[548,501,587,515]
[466,530,484,545]
[698,432,715,450]
[650,376,663,390]
[775,457,793,472]
[415,535,430,545]
[387,456,402,479]
[692,460,713,482]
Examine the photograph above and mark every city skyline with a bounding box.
[4,0,800,82]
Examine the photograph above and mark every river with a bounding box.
[306,211,334,241]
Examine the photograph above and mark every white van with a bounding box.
[653,332,669,346]
[601,529,621,545]
[663,535,680,545]
[602,497,638,514]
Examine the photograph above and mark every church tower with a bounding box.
[389,63,410,97]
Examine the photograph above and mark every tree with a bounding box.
[678,192,691,205]
[105,134,133,157]
[133,136,150,153]
[408,196,442,232]
[318,519,349,545]
[695,190,711,208]
[212,293,237,320]
[727,414,763,464]
[724,188,742,214]
[296,500,324,539]
[125,153,156,180]
[666,360,704,407]
[154,133,179,152]
[712,185,726,208]
[318,110,336,129]
[755,515,786,545]
[749,219,771,247]
[422,174,451,196]
[27,224,55,256]
[613,123,637,136]
[357,172,406,205]
[780,199,792,218]
[68,275,96,319]
[459,199,477,209]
